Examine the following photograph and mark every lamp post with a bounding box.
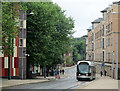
[111,12,119,80]
[112,51,114,78]
[21,11,24,80]
[116,35,118,80]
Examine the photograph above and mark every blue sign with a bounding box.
[102,63,104,67]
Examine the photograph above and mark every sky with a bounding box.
[52,0,119,38]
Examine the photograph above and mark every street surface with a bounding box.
[3,66,94,89]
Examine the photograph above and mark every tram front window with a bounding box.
[78,64,89,73]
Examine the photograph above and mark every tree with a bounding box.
[23,2,74,77]
[72,36,86,62]
[64,56,72,64]
[2,3,20,56]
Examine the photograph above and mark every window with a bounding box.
[111,22,112,31]
[92,33,94,41]
[78,64,89,73]
[108,52,110,61]
[103,51,104,61]
[92,53,94,61]
[92,43,94,50]
[108,38,110,46]
[19,39,23,47]
[103,25,104,36]
[20,21,23,27]
[103,38,104,49]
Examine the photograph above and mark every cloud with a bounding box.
[72,26,87,38]
[52,0,119,37]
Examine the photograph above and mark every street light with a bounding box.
[29,12,34,15]
[111,12,119,80]
[112,51,114,78]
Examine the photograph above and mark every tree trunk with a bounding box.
[8,55,11,80]
[27,64,32,79]
[44,65,46,78]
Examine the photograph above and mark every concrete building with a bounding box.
[86,1,120,79]
[19,10,27,79]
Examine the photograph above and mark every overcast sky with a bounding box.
[52,0,119,38]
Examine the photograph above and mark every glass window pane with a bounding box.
[19,39,23,47]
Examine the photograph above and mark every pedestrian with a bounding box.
[100,71,103,77]
[104,70,107,76]
[56,69,59,74]
[62,69,64,75]
[60,69,62,74]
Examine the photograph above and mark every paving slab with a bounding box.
[80,74,118,89]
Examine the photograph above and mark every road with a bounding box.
[3,66,94,89]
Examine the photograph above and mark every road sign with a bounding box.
[102,63,104,67]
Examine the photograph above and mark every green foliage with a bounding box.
[2,2,27,56]
[64,56,72,63]
[72,36,86,61]
[25,2,74,66]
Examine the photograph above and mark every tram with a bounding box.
[76,61,96,81]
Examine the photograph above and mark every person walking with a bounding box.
[55,69,60,79]
[60,69,62,74]
[104,70,107,76]
[62,69,64,75]
[100,71,103,77]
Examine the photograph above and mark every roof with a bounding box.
[91,18,103,24]
[101,7,110,13]
[87,26,92,31]
[113,1,120,5]
[83,35,88,37]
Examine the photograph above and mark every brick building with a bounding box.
[63,51,73,67]
[0,8,27,79]
[86,1,120,79]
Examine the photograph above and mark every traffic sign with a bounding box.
[102,63,104,67]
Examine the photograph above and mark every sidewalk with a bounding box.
[1,76,54,88]
[81,74,118,89]
[0,65,75,88]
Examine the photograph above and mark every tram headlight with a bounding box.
[78,74,81,76]
[86,74,88,76]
